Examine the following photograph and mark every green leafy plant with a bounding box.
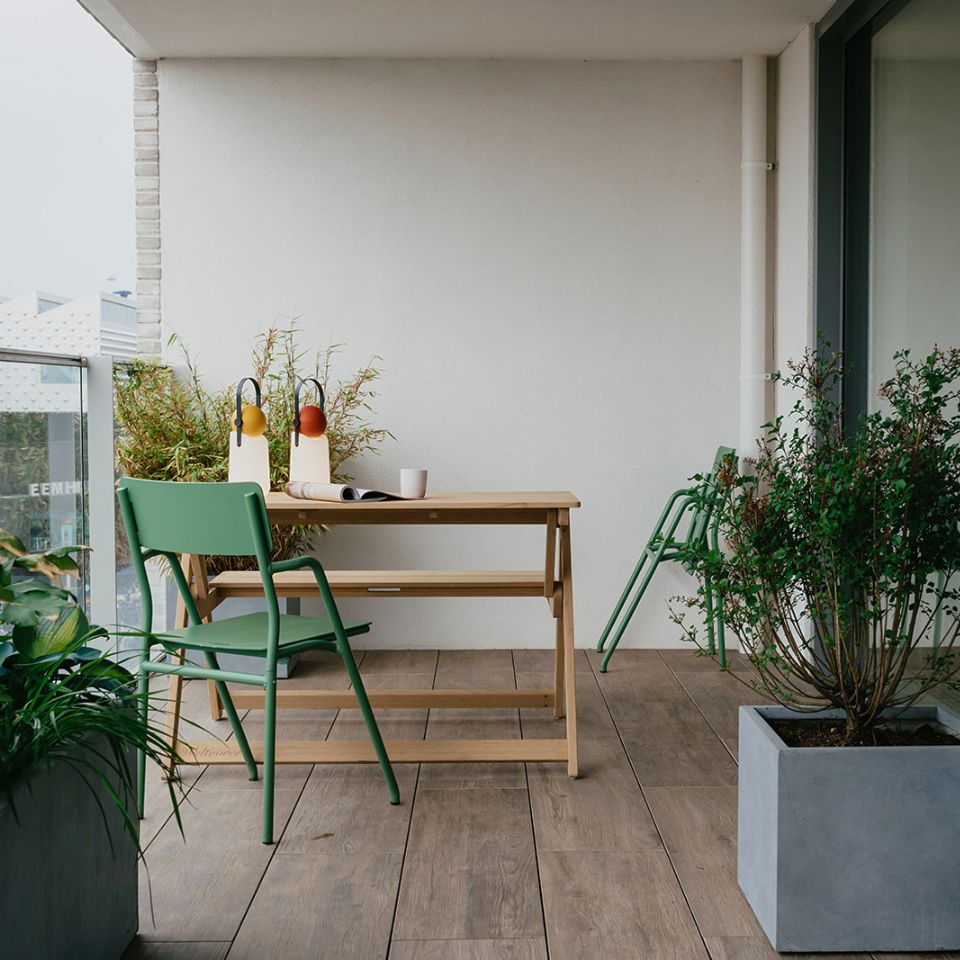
[114,324,393,573]
[676,348,960,744]
[0,533,181,853]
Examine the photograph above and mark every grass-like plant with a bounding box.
[676,348,960,744]
[114,324,393,573]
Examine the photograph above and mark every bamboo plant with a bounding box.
[114,323,393,573]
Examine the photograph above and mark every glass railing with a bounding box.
[0,349,170,651]
[0,349,89,606]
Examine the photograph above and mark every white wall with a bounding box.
[158,58,741,649]
[774,26,816,422]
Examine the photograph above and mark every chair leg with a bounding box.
[600,557,660,673]
[261,673,277,845]
[597,553,649,653]
[136,657,149,820]
[339,641,400,805]
[716,592,727,671]
[704,572,716,656]
[160,649,186,782]
[203,652,259,783]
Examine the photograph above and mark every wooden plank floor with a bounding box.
[122,648,955,960]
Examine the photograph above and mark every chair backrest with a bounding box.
[118,478,272,558]
[683,446,736,546]
[118,478,276,633]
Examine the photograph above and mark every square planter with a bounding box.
[0,737,138,960]
[739,703,960,952]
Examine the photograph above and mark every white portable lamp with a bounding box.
[227,376,271,494]
[289,377,330,483]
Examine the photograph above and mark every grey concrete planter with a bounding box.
[0,738,138,960]
[739,703,960,952]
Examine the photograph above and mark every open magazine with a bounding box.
[285,481,403,502]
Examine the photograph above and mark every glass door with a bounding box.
[817,0,960,420]
[869,0,960,406]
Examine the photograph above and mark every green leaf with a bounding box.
[0,530,27,555]
[43,545,90,558]
[9,579,72,600]
[75,659,133,684]
[12,604,91,660]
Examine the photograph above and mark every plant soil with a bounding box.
[769,718,960,748]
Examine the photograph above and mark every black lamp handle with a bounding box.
[293,378,325,448]
[234,377,262,447]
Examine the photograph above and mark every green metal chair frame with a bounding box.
[118,478,400,844]
[596,446,735,672]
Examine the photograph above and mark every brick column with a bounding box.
[133,59,161,357]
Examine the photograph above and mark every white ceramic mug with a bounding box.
[400,468,428,499]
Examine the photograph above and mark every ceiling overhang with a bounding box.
[78,0,834,61]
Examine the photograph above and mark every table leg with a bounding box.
[161,555,191,781]
[553,615,565,720]
[559,509,578,778]
[546,509,565,719]
[187,555,223,721]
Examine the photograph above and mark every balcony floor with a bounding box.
[123,648,959,960]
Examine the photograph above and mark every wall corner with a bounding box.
[132,58,161,357]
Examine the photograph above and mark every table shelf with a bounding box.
[210,568,559,599]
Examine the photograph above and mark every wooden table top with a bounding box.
[263,490,580,524]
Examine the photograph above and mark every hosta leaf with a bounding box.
[12,604,91,660]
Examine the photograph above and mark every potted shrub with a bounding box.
[0,534,181,960]
[678,348,960,952]
[114,324,393,676]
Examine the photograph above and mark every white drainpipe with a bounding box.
[740,55,771,463]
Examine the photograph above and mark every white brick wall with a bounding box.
[132,59,161,356]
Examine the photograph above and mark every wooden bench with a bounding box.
[209,568,559,601]
[208,568,562,713]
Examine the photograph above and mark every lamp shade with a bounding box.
[229,433,271,494]
[290,377,330,483]
[290,431,330,483]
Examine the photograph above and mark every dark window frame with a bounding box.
[815,0,912,422]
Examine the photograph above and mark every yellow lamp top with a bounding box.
[240,403,266,438]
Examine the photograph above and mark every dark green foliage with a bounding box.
[0,536,181,852]
[677,348,960,742]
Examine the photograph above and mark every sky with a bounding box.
[0,0,134,301]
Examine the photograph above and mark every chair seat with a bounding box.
[160,612,371,656]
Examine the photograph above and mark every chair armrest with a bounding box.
[268,556,349,641]
[270,555,331,596]
[648,487,697,543]
[650,493,698,552]
[271,555,322,575]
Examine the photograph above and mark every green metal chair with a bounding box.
[596,446,735,672]
[118,478,399,844]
